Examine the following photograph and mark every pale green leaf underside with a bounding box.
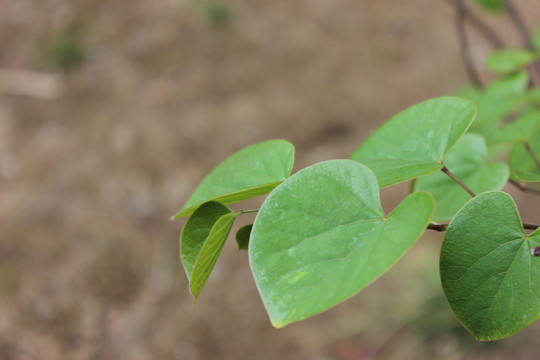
[414,134,509,221]
[440,191,540,341]
[350,97,476,188]
[486,49,539,74]
[180,201,232,280]
[509,128,540,182]
[249,160,434,328]
[172,139,295,219]
[190,211,239,301]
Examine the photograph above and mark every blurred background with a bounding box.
[1,0,540,359]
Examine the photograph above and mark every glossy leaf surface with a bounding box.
[351,97,476,188]
[250,160,434,327]
[414,134,509,221]
[172,140,295,219]
[441,191,540,340]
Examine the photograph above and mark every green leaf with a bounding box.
[180,201,232,280]
[172,139,295,219]
[463,72,529,131]
[486,49,538,74]
[190,211,239,301]
[509,127,540,182]
[414,134,509,221]
[249,160,435,327]
[484,109,540,145]
[511,169,540,182]
[236,224,253,251]
[350,97,476,188]
[440,191,540,340]
[533,25,540,50]
[475,0,506,12]
[514,87,540,104]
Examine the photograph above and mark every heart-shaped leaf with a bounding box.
[180,201,238,301]
[249,160,435,327]
[414,134,509,221]
[486,49,539,74]
[440,191,540,340]
[508,127,540,182]
[172,139,295,219]
[350,97,475,188]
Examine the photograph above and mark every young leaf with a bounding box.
[414,134,509,221]
[486,49,539,74]
[171,139,295,219]
[236,224,253,250]
[475,0,506,12]
[509,127,540,182]
[440,191,540,341]
[484,109,540,145]
[180,201,232,279]
[462,71,529,131]
[249,160,434,327]
[350,97,476,188]
[190,211,239,301]
[514,87,540,104]
[533,25,540,50]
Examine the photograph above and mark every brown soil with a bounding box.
[1,0,540,359]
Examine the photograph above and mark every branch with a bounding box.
[441,165,477,197]
[236,208,259,215]
[505,0,533,49]
[524,223,540,230]
[504,0,540,85]
[453,0,483,88]
[427,222,539,232]
[509,179,540,195]
[427,223,448,232]
[443,0,505,49]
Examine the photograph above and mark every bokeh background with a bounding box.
[2,0,540,359]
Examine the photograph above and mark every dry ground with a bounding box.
[1,0,540,359]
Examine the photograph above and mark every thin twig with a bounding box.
[509,178,540,195]
[466,9,505,49]
[505,0,533,49]
[427,223,448,232]
[505,0,540,85]
[524,141,540,171]
[524,223,540,230]
[453,0,483,88]
[426,222,539,232]
[236,208,259,215]
[441,165,477,197]
[443,0,505,49]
